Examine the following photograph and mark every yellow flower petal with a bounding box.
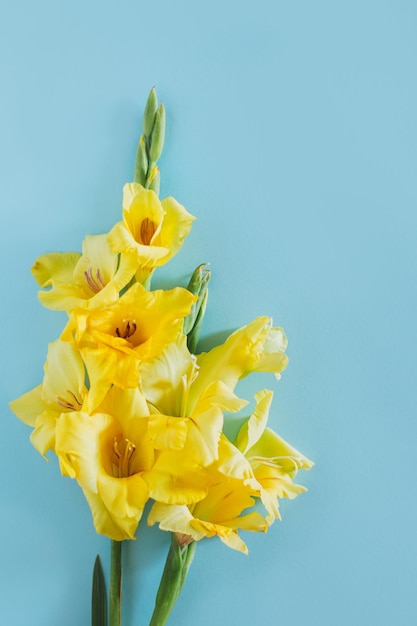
[9,385,44,427]
[30,411,58,457]
[32,252,81,288]
[190,317,288,409]
[145,450,210,504]
[148,414,189,451]
[235,389,274,454]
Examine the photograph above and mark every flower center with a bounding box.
[115,319,137,339]
[140,218,157,245]
[55,389,83,411]
[113,437,136,478]
[84,267,105,294]
[179,356,199,417]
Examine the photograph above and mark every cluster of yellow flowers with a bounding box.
[10,94,312,556]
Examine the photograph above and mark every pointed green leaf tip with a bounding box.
[92,555,107,626]
[142,87,158,138]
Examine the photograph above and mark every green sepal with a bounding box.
[149,534,196,626]
[143,87,158,138]
[92,555,107,626]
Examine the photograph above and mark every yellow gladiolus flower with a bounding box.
[236,389,314,522]
[188,316,289,411]
[107,183,195,284]
[9,340,88,456]
[32,234,134,312]
[55,387,210,540]
[139,317,288,468]
[148,437,268,554]
[64,282,196,411]
[139,335,248,466]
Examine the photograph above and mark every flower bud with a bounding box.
[184,264,211,352]
[142,87,158,138]
[134,135,148,185]
[149,104,166,163]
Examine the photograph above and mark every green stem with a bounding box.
[110,540,123,626]
[149,535,196,626]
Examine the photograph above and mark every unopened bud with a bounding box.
[134,135,148,185]
[149,104,166,163]
[184,264,211,352]
[142,87,158,138]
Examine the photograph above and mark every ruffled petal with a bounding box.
[235,389,274,454]
[31,252,81,287]
[190,317,288,409]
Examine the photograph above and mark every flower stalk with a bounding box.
[110,540,123,626]
[149,534,196,626]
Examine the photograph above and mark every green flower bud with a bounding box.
[149,104,166,163]
[184,264,211,352]
[134,135,148,185]
[142,87,158,138]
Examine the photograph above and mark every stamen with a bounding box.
[248,455,301,476]
[179,356,200,417]
[113,437,136,478]
[84,267,105,294]
[96,268,105,289]
[55,389,82,411]
[115,319,137,339]
[140,218,157,245]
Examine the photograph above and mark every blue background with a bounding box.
[1,1,416,624]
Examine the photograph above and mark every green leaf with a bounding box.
[92,555,107,626]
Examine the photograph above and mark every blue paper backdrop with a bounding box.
[1,1,416,625]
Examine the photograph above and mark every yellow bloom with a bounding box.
[235,389,314,522]
[139,335,248,466]
[9,340,87,456]
[32,234,134,312]
[188,316,289,411]
[139,317,288,468]
[63,283,196,411]
[148,437,268,554]
[55,387,209,540]
[107,183,195,284]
